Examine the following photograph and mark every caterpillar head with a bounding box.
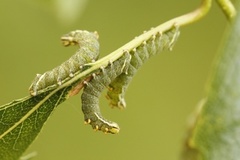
[61,30,99,47]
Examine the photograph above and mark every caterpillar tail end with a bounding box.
[28,74,42,96]
[84,114,120,134]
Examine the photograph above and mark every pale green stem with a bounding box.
[216,0,236,20]
[55,0,214,95]
[76,0,212,72]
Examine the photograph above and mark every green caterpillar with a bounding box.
[106,27,180,109]
[81,52,131,134]
[28,27,180,134]
[29,30,100,96]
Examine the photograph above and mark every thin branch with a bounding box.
[58,0,213,94]
[216,0,236,20]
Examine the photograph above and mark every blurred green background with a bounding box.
[0,0,227,159]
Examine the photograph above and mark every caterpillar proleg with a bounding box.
[107,27,180,109]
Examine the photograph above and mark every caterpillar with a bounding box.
[81,52,131,134]
[106,27,180,109]
[29,30,100,96]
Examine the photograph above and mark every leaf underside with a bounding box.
[0,85,74,160]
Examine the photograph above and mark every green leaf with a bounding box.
[182,1,240,160]
[0,84,77,160]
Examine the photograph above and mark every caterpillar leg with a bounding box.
[106,27,180,109]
